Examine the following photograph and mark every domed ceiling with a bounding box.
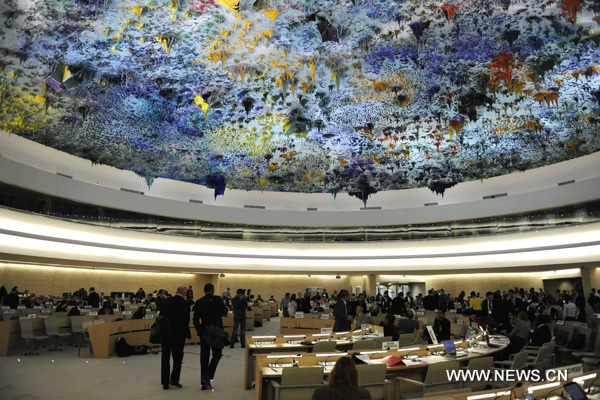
[1,0,599,205]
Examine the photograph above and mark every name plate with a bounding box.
[2,306,9,310]
[263,302,269,306]
[17,306,26,310]
[42,309,52,313]
[28,314,37,319]
[449,309,457,313]
[321,314,330,319]
[416,311,425,316]
[394,314,401,318]
[123,311,132,315]
[84,305,92,309]
[34,306,43,309]
[89,311,98,316]
[557,320,565,325]
[130,305,138,309]
[45,302,53,305]
[295,312,304,319]
[547,364,583,379]
[426,325,438,344]
[382,341,399,350]
[321,327,333,333]
[4,310,15,314]
[144,315,154,319]
[124,302,131,305]
[366,313,371,316]
[581,323,588,328]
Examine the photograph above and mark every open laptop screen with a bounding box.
[443,340,456,356]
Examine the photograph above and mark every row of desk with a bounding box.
[249,330,509,400]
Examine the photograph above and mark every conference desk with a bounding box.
[243,326,386,391]
[279,316,355,334]
[253,335,509,400]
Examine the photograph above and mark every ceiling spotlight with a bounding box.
[336,275,341,279]
[220,273,225,277]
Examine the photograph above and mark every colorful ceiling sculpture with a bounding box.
[1,0,599,204]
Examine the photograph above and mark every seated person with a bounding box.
[113,299,125,312]
[268,295,275,303]
[426,309,451,344]
[313,302,324,312]
[55,300,69,312]
[397,311,420,334]
[131,306,146,319]
[354,306,369,326]
[379,313,399,341]
[531,314,552,347]
[67,301,83,316]
[575,306,587,323]
[99,301,114,316]
[312,356,371,400]
[498,311,530,360]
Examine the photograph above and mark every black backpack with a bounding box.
[116,336,134,357]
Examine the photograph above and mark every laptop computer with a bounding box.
[443,340,468,358]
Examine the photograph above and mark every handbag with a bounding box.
[149,299,171,344]
[203,324,230,350]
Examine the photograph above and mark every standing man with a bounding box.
[161,286,191,390]
[193,283,228,391]
[230,289,248,348]
[280,293,290,317]
[186,286,194,302]
[87,287,100,308]
[222,287,231,299]
[333,290,353,332]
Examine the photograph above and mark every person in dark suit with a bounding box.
[390,293,405,315]
[230,289,248,348]
[311,356,371,400]
[379,313,399,341]
[572,289,585,311]
[481,292,504,329]
[333,290,352,332]
[3,287,19,308]
[397,311,420,335]
[113,300,125,312]
[423,289,436,311]
[193,283,228,390]
[67,301,83,316]
[87,287,100,308]
[428,309,451,343]
[504,290,524,316]
[161,286,192,390]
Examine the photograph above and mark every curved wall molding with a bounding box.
[1,131,600,226]
[0,208,599,273]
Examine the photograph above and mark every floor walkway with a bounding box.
[0,317,281,400]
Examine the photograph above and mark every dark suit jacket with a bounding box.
[397,318,420,335]
[312,385,371,400]
[481,299,504,321]
[333,300,351,332]
[390,296,405,315]
[67,307,80,316]
[433,317,451,342]
[166,295,192,341]
[423,295,435,311]
[193,294,227,338]
[573,295,585,311]
[3,293,19,308]
[87,292,100,308]
[380,322,399,341]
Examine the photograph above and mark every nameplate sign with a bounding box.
[547,364,583,379]
[45,302,53,305]
[416,311,425,316]
[130,305,138,309]
[4,310,15,314]
[124,302,131,305]
[42,309,52,313]
[28,314,37,319]
[295,312,304,319]
[123,311,132,315]
[17,306,26,310]
[321,327,333,334]
[85,306,92,309]
[321,314,330,319]
[145,315,154,319]
[382,341,399,350]
[2,306,9,310]
[34,306,42,309]
[449,309,457,313]
[581,323,588,328]
[263,302,269,306]
[394,314,401,319]
[89,312,98,316]
[366,313,371,316]
[557,320,565,325]
[426,325,438,344]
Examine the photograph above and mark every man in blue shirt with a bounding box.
[221,287,231,299]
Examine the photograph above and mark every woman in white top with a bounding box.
[288,294,298,314]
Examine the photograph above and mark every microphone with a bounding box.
[587,375,600,394]
[544,387,564,400]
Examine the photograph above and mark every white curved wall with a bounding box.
[1,131,600,226]
[1,208,599,273]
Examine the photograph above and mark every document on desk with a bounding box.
[403,359,423,366]
[421,356,448,363]
[354,354,381,365]
[468,348,490,354]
